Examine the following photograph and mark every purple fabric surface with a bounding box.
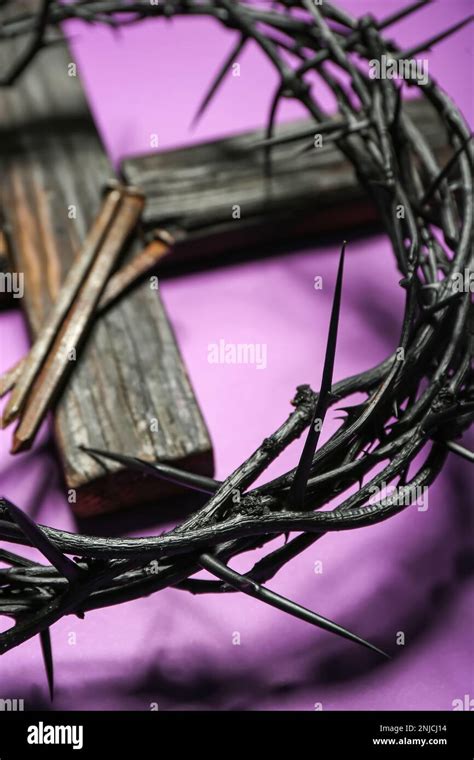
[0,1,473,710]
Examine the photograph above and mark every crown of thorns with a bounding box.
[0,0,472,698]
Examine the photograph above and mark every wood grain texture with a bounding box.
[0,37,213,516]
[122,98,452,274]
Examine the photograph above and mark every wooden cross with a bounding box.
[0,7,450,517]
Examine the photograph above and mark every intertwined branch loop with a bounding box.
[0,1,472,682]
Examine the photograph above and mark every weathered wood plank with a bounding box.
[122,98,451,273]
[0,36,213,516]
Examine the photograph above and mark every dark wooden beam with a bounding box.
[122,98,452,275]
[0,32,213,517]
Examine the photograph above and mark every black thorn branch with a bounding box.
[290,240,346,510]
[191,33,248,127]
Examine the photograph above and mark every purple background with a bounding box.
[1,1,473,710]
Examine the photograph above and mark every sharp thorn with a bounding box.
[2,499,82,584]
[252,117,349,150]
[398,15,474,59]
[290,241,347,509]
[393,400,399,419]
[379,0,433,31]
[199,553,389,659]
[39,628,54,701]
[421,291,462,317]
[444,440,474,463]
[420,133,473,206]
[80,446,220,494]
[191,34,247,128]
[0,548,37,568]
